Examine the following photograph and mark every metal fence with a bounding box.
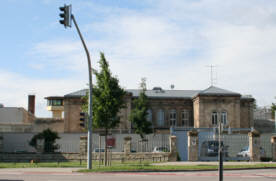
[1,132,169,153]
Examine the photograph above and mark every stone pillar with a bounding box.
[123,136,132,154]
[0,136,3,152]
[187,130,198,161]
[248,130,260,161]
[271,136,276,161]
[80,136,87,155]
[168,135,177,161]
[36,138,44,153]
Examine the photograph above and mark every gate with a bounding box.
[175,131,188,161]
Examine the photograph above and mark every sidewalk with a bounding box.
[0,167,79,173]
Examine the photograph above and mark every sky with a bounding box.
[1,0,276,117]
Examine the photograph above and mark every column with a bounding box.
[124,136,132,155]
[187,130,199,161]
[271,136,276,161]
[248,130,260,161]
[168,135,177,161]
[80,136,87,155]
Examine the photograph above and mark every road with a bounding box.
[0,168,276,181]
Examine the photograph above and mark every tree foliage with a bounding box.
[82,53,126,165]
[130,78,153,139]
[29,128,60,153]
[91,52,126,131]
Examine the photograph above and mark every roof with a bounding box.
[197,86,241,97]
[64,89,87,98]
[64,86,244,99]
[44,96,64,100]
[127,89,200,98]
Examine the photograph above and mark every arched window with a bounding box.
[181,110,189,127]
[157,109,165,127]
[212,111,218,125]
[169,109,177,127]
[221,111,227,125]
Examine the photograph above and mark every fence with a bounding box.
[197,131,274,161]
[0,132,169,153]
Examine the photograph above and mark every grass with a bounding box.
[1,161,276,172]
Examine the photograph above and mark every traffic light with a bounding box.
[59,4,72,28]
[80,112,87,128]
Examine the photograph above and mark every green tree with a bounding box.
[271,103,276,119]
[130,78,153,140]
[29,128,60,153]
[83,52,126,165]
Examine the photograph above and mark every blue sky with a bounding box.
[1,0,276,117]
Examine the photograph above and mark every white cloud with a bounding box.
[11,0,276,118]
[0,69,87,117]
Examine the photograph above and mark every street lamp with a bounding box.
[58,4,93,169]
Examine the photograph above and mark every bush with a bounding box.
[29,129,60,153]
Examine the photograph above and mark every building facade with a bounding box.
[46,86,255,133]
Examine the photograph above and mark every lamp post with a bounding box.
[59,4,93,169]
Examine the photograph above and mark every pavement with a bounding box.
[0,168,276,181]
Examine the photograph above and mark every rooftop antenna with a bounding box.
[206,65,218,86]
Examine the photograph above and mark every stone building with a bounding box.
[46,85,255,133]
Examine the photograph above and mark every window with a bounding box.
[47,99,63,106]
[157,109,165,127]
[146,109,152,123]
[212,111,218,125]
[181,110,189,127]
[221,111,227,125]
[169,109,177,127]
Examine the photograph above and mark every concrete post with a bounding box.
[271,136,276,161]
[187,130,199,161]
[168,135,177,161]
[80,136,87,155]
[0,136,3,152]
[248,130,260,161]
[123,136,132,154]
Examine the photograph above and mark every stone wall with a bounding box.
[0,152,169,162]
[64,98,83,133]
[33,118,64,133]
[148,98,193,128]
[193,96,241,128]
[240,99,254,128]
[117,94,132,130]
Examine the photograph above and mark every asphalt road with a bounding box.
[0,168,276,181]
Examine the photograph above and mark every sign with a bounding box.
[106,136,116,148]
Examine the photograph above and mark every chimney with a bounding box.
[28,95,35,115]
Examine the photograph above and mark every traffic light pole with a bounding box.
[71,14,93,169]
[218,118,223,181]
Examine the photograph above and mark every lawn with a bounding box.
[1,161,276,172]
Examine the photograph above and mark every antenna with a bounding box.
[206,65,218,86]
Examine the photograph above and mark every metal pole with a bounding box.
[218,116,223,181]
[71,15,93,169]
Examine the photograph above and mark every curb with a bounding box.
[76,167,276,173]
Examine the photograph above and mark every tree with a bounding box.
[29,128,60,153]
[83,52,126,166]
[130,78,153,140]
